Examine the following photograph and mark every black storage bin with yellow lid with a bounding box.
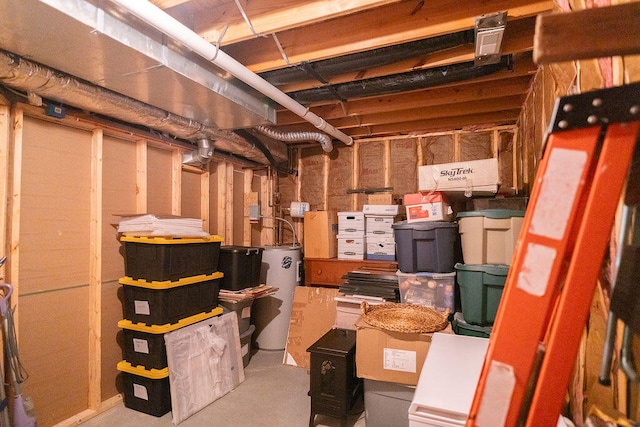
[120,273,222,326]
[218,245,263,290]
[121,235,223,282]
[117,361,171,417]
[118,307,224,370]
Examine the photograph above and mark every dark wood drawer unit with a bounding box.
[304,258,397,287]
[307,328,362,427]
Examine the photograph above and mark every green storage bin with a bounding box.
[452,312,492,338]
[455,263,509,326]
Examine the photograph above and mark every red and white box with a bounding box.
[404,192,453,223]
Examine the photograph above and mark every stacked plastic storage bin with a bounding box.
[217,245,263,367]
[117,235,224,417]
[392,221,458,312]
[452,209,525,337]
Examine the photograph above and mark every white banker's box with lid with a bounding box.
[418,158,499,195]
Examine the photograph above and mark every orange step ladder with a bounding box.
[466,82,640,427]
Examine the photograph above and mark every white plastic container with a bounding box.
[253,246,302,350]
[365,379,416,427]
[408,333,489,426]
[457,209,525,265]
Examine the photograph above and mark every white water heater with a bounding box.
[252,245,302,350]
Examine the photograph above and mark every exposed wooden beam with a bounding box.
[331,95,526,129]
[272,16,538,93]
[194,0,402,45]
[276,76,533,124]
[342,110,522,137]
[534,2,640,64]
[88,128,103,411]
[151,0,190,9]
[223,0,553,72]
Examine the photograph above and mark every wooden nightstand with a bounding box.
[304,258,397,287]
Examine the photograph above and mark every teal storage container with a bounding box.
[452,312,493,338]
[455,263,509,326]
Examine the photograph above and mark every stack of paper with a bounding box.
[117,213,209,237]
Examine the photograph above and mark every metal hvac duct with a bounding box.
[287,56,512,104]
[255,126,333,152]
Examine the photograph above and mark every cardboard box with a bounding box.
[338,211,365,237]
[284,286,339,368]
[355,316,452,385]
[418,158,499,195]
[365,215,399,236]
[363,204,401,215]
[405,202,453,222]
[304,211,337,258]
[337,235,365,260]
[367,193,393,205]
[403,191,446,206]
[366,235,396,261]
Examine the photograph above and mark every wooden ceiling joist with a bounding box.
[534,2,640,64]
[222,0,554,72]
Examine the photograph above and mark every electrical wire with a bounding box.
[261,215,298,247]
[4,306,28,385]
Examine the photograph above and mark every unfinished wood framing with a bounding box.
[534,2,640,64]
[0,105,8,280]
[88,128,103,410]
[135,140,147,214]
[8,106,22,325]
[216,162,228,242]
[172,150,182,216]
[201,170,210,233]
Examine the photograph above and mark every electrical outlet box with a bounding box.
[249,205,260,221]
[45,104,66,118]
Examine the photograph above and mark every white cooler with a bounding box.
[408,333,488,426]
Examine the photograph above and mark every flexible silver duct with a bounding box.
[182,138,214,166]
[255,126,333,152]
[0,51,288,165]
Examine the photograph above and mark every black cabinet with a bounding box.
[307,328,362,427]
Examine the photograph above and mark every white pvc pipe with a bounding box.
[109,0,354,148]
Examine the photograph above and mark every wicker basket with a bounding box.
[360,301,449,334]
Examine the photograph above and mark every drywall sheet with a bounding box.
[103,135,136,281]
[390,138,418,198]
[21,117,91,292]
[21,286,90,426]
[147,146,173,215]
[101,280,123,400]
[327,145,353,212]
[421,134,454,165]
[181,169,203,219]
[460,131,493,161]
[284,286,339,369]
[300,146,326,210]
[358,140,385,189]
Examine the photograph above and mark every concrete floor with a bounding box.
[79,349,366,427]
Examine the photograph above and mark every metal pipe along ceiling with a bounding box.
[108,0,354,149]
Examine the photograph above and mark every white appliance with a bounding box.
[408,333,489,426]
[252,245,302,350]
